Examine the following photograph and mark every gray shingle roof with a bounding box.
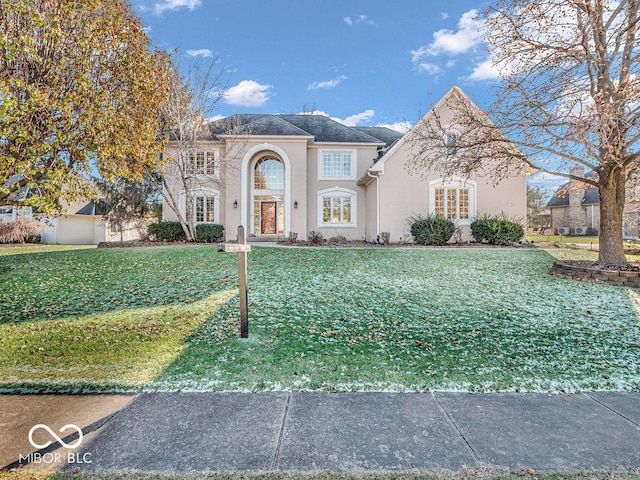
[353,126,403,147]
[204,114,388,144]
[75,200,109,216]
[546,174,599,208]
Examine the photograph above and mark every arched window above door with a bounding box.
[254,156,284,190]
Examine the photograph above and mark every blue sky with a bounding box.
[132,0,566,192]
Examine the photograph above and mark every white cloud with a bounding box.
[186,49,213,58]
[308,75,348,90]
[417,63,443,75]
[298,109,376,127]
[341,110,375,126]
[467,57,499,81]
[154,0,202,15]
[206,115,225,123]
[412,9,483,62]
[440,12,450,20]
[376,121,412,134]
[223,80,272,107]
[344,15,376,26]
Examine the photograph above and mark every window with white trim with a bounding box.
[318,150,356,179]
[186,195,216,223]
[318,187,356,227]
[187,151,215,175]
[430,179,475,222]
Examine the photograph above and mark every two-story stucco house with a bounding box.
[162,86,527,242]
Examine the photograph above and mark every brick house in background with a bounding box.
[546,165,639,238]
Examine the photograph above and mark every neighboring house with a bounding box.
[547,165,639,238]
[162,86,527,242]
[0,183,147,244]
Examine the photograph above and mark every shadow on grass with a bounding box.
[0,245,238,324]
[0,289,238,392]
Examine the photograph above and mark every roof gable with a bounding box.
[546,173,599,207]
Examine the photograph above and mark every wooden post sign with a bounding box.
[219,225,251,338]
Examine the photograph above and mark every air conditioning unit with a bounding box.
[572,226,588,236]
[557,227,571,236]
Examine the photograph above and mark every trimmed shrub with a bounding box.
[195,224,224,243]
[408,214,455,245]
[0,218,43,244]
[471,214,524,245]
[148,221,186,242]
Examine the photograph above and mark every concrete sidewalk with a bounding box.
[2,392,640,473]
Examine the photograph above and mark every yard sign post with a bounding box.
[219,225,251,338]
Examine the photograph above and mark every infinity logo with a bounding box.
[28,424,83,449]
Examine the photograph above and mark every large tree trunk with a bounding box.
[598,171,627,265]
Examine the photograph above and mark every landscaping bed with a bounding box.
[0,245,639,393]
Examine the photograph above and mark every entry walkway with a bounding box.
[2,392,640,473]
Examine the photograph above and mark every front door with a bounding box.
[260,201,277,235]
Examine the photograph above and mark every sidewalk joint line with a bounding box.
[585,393,640,428]
[433,393,482,463]
[270,393,291,470]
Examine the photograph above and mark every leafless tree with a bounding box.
[408,0,639,265]
[156,56,247,241]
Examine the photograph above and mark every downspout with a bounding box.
[367,170,380,241]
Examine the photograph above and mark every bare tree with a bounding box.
[156,56,246,241]
[408,0,639,265]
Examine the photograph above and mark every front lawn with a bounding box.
[0,245,639,393]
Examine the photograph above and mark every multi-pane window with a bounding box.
[254,157,284,190]
[194,196,215,223]
[434,187,469,220]
[188,152,215,175]
[322,196,352,224]
[321,151,352,178]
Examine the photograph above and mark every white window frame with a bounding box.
[428,178,476,225]
[317,149,357,180]
[180,189,220,224]
[317,187,357,228]
[186,150,217,176]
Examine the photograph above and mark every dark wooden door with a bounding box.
[261,202,277,234]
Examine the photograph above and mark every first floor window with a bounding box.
[318,188,356,226]
[193,195,216,223]
[434,187,469,220]
[322,196,352,224]
[432,183,471,221]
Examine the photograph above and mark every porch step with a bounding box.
[247,236,282,243]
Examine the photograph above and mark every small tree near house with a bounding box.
[408,0,639,265]
[155,57,247,242]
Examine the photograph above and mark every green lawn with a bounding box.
[528,235,601,247]
[1,245,639,393]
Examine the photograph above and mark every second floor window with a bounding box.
[187,151,215,175]
[320,151,353,178]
